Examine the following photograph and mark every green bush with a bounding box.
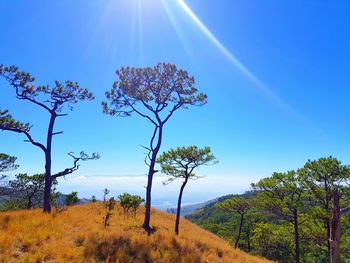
[118,193,144,216]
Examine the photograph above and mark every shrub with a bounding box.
[118,193,144,217]
[65,191,79,206]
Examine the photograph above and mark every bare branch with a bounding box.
[52,131,63,136]
[2,127,46,152]
[52,151,100,179]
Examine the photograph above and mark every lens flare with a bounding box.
[176,0,288,108]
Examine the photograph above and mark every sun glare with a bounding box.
[173,0,295,112]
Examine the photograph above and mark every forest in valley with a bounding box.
[187,157,350,263]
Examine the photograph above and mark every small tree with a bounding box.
[157,146,216,235]
[118,193,133,214]
[0,65,99,213]
[118,193,144,217]
[65,191,79,206]
[103,197,116,229]
[217,197,252,248]
[91,195,97,202]
[9,173,57,209]
[103,188,110,202]
[102,63,207,232]
[252,171,307,263]
[130,195,144,216]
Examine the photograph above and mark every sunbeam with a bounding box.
[176,0,289,109]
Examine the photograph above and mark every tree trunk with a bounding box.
[330,190,341,263]
[293,209,300,263]
[143,125,163,232]
[44,175,52,213]
[246,228,251,252]
[27,194,33,209]
[235,213,244,248]
[327,220,331,261]
[43,112,56,213]
[175,177,188,235]
[143,162,154,232]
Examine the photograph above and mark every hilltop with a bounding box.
[0,203,272,263]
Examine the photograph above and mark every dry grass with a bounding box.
[0,203,273,263]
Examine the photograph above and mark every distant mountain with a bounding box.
[166,195,234,216]
[77,198,91,205]
[185,191,257,222]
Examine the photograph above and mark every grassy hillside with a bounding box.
[0,203,273,263]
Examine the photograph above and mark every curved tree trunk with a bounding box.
[143,125,163,232]
[235,213,244,248]
[175,177,188,235]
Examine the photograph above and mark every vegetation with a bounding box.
[252,170,305,263]
[298,157,350,261]
[9,173,58,209]
[2,61,349,262]
[187,156,350,263]
[118,193,144,217]
[0,153,18,199]
[102,197,116,229]
[102,188,110,202]
[0,152,18,173]
[65,191,80,206]
[0,203,272,263]
[0,65,99,213]
[102,63,207,232]
[157,146,217,235]
[216,197,252,249]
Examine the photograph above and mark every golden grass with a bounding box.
[0,203,273,263]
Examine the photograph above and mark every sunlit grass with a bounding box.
[0,203,273,262]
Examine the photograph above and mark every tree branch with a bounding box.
[52,131,63,136]
[52,151,99,179]
[1,126,46,152]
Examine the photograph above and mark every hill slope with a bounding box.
[0,203,272,263]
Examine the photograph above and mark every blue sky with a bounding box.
[1,0,350,206]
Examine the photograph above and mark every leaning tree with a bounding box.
[157,146,216,235]
[0,65,99,212]
[102,63,207,232]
